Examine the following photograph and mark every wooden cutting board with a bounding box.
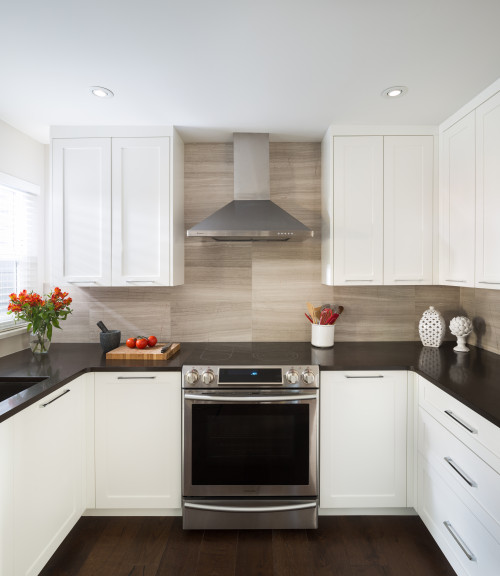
[106,343,180,360]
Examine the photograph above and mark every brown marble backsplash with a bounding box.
[50,142,465,347]
[460,288,500,354]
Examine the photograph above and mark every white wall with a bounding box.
[0,119,47,357]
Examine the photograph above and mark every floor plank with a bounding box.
[235,530,273,576]
[156,518,203,576]
[273,529,314,576]
[195,530,238,576]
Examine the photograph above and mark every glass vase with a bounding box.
[30,329,51,355]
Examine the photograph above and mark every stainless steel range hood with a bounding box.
[186,133,314,241]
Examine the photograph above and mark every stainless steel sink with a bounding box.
[0,376,47,402]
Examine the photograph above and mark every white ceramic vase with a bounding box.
[419,306,446,348]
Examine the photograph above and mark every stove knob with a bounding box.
[285,369,299,384]
[302,369,316,385]
[185,369,199,385]
[201,369,215,385]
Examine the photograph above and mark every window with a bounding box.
[0,172,41,332]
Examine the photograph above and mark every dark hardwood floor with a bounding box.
[39,516,456,576]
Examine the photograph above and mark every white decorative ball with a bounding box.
[419,306,446,348]
[449,316,473,337]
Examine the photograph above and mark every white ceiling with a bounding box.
[2,0,500,144]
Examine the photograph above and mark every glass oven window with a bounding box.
[191,403,310,485]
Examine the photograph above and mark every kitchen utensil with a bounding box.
[313,306,322,324]
[96,321,109,333]
[327,313,339,325]
[319,308,333,325]
[321,303,333,312]
[306,302,316,322]
[304,313,313,323]
[106,342,180,360]
[160,343,172,353]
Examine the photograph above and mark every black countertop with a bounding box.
[1,341,500,428]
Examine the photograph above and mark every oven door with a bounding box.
[183,391,318,498]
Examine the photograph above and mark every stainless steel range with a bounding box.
[182,364,319,530]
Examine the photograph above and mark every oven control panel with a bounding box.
[182,365,319,388]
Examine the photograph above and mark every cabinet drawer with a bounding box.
[419,456,500,576]
[418,376,500,474]
[419,407,500,542]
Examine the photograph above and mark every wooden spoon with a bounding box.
[307,302,316,322]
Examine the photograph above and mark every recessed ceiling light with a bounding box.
[90,86,114,98]
[381,86,408,98]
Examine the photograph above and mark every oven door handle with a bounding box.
[184,393,317,402]
[184,501,317,513]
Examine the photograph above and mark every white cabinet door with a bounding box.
[320,371,408,509]
[94,372,181,509]
[111,138,171,286]
[0,418,14,576]
[439,113,476,287]
[476,91,500,289]
[52,138,112,286]
[333,136,384,285]
[384,136,434,285]
[13,381,84,576]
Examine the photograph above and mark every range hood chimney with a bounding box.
[186,133,314,241]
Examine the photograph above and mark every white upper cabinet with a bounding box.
[51,127,184,287]
[322,129,435,286]
[475,91,500,289]
[333,136,384,285]
[384,136,434,284]
[111,137,171,286]
[439,112,476,287]
[52,138,112,286]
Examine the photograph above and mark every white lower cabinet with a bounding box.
[0,417,14,576]
[320,371,408,509]
[94,372,181,509]
[13,379,85,576]
[418,376,500,576]
[419,455,500,576]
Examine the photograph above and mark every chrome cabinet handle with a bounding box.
[117,376,156,380]
[445,279,466,283]
[184,393,317,402]
[444,457,477,488]
[477,281,500,285]
[68,281,97,285]
[345,375,384,379]
[40,389,70,407]
[443,521,476,562]
[184,502,316,513]
[444,410,477,434]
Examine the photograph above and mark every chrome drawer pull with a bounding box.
[443,521,476,562]
[344,375,384,379]
[40,389,70,407]
[117,376,156,380]
[444,410,477,434]
[184,502,316,513]
[444,457,477,488]
[444,279,466,283]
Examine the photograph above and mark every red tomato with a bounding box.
[126,338,136,348]
[136,338,148,349]
[147,335,158,347]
